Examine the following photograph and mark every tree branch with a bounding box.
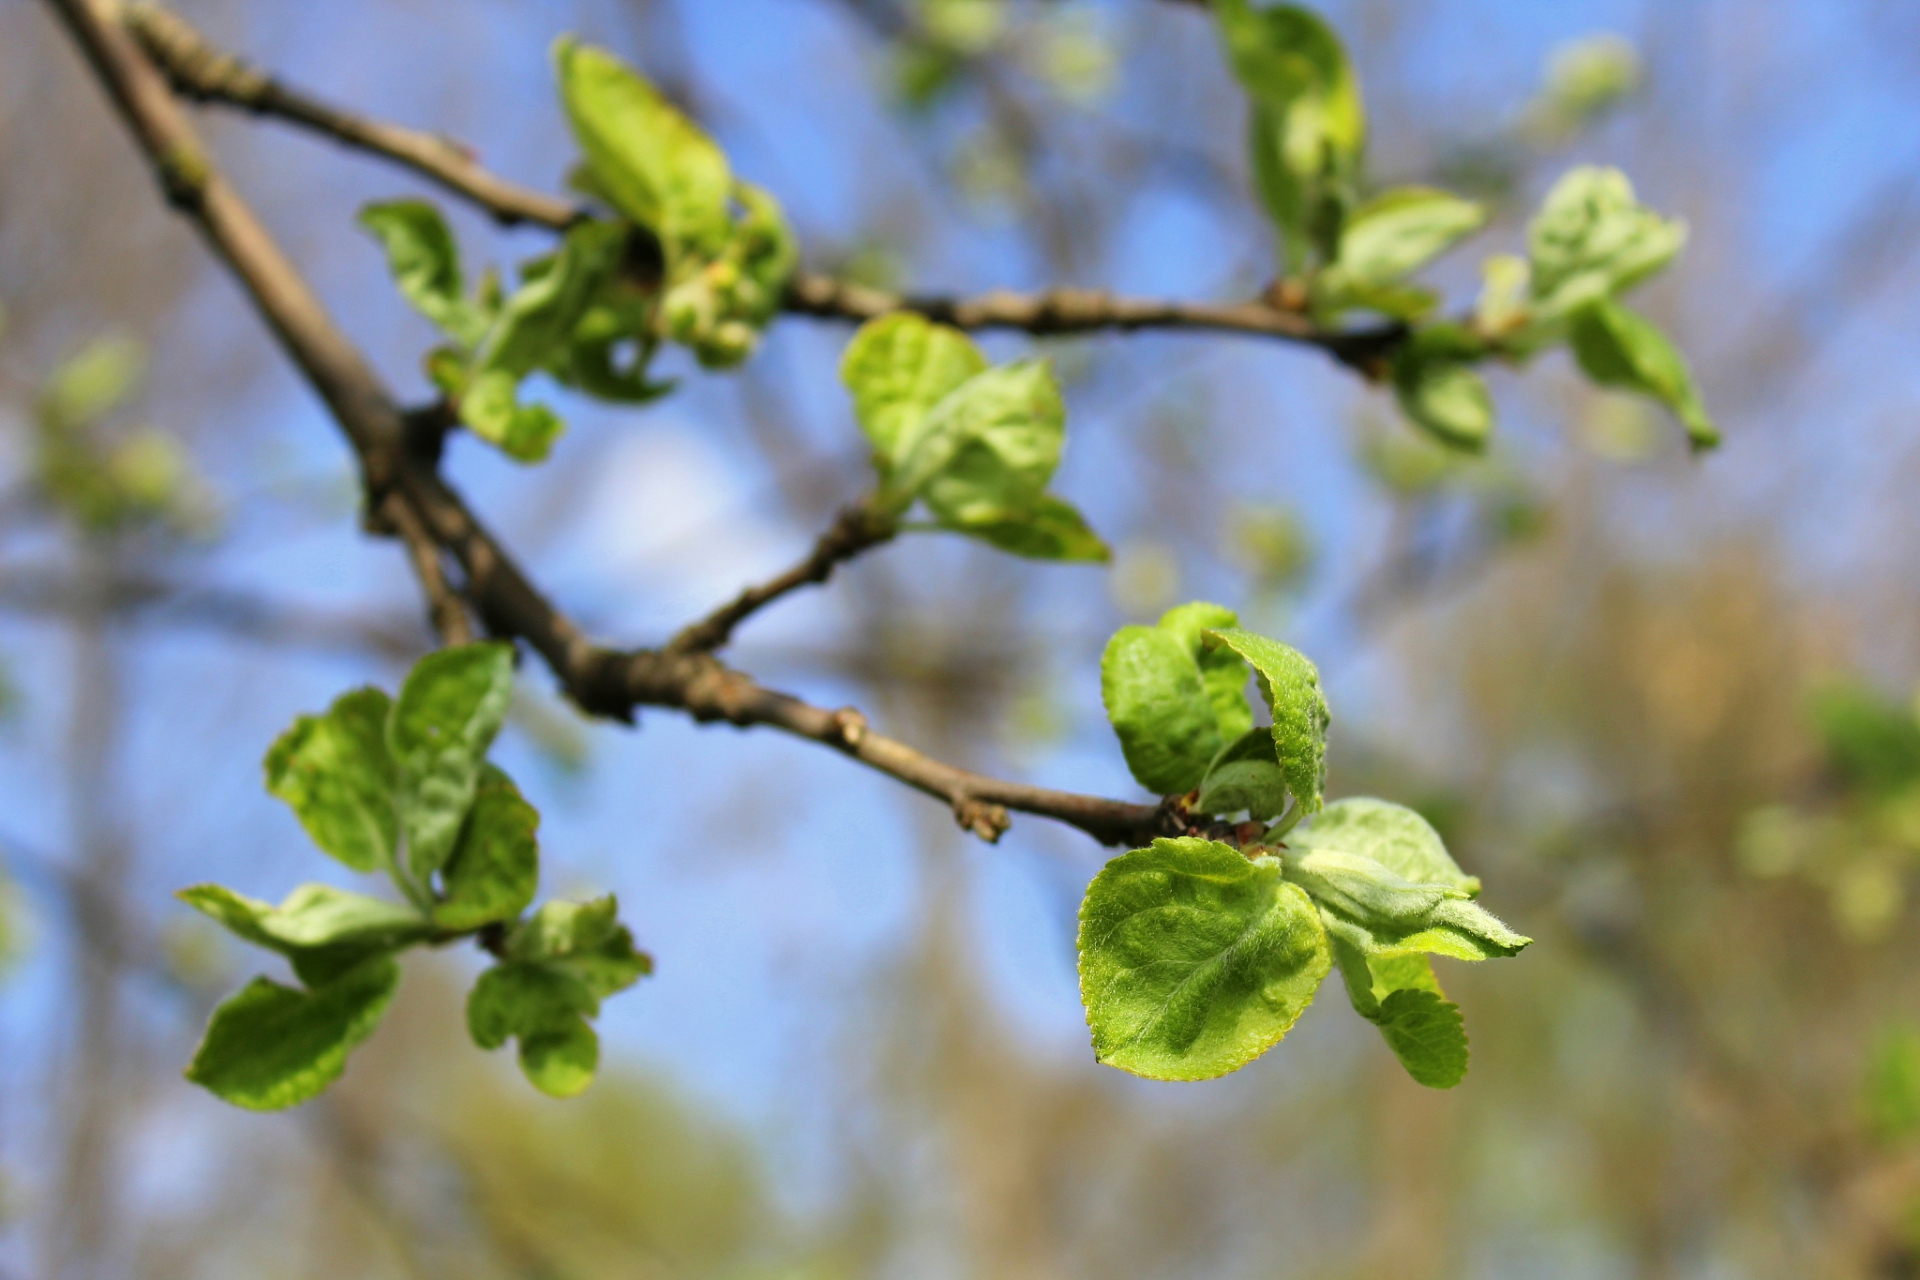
[117,0,1402,371]
[47,0,1177,848]
[667,502,896,655]
[378,491,474,646]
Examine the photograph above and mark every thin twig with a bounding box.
[117,0,1402,370]
[46,0,1177,848]
[122,1,577,230]
[668,502,896,654]
[380,491,475,646]
[783,274,1404,371]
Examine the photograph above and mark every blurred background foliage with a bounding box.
[5,0,1920,1278]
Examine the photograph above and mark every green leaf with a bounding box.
[467,960,597,1050]
[39,336,145,431]
[470,897,649,1099]
[435,765,540,931]
[1196,728,1288,820]
[263,687,396,874]
[185,954,400,1111]
[1391,326,1494,452]
[1078,838,1331,1081]
[1333,186,1485,285]
[1868,1024,1920,1144]
[179,883,432,954]
[1568,297,1718,450]
[943,493,1109,562]
[1202,628,1330,817]
[1528,165,1686,318]
[1216,0,1364,272]
[839,313,987,466]
[519,1018,601,1098]
[894,361,1065,511]
[1280,847,1530,962]
[553,38,731,255]
[1375,988,1468,1087]
[1158,602,1253,742]
[508,895,652,997]
[1102,627,1225,795]
[1292,797,1479,894]
[1331,941,1467,1087]
[472,220,627,382]
[389,642,515,885]
[457,370,566,463]
[357,200,487,347]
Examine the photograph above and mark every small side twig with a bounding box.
[122,0,576,230]
[668,503,896,654]
[380,492,474,646]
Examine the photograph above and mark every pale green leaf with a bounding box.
[1217,0,1364,271]
[471,220,626,382]
[185,955,400,1111]
[893,360,1064,509]
[520,1019,600,1098]
[357,200,487,347]
[178,883,431,954]
[263,687,396,873]
[1101,626,1223,795]
[1392,330,1494,452]
[458,370,566,463]
[1528,165,1686,318]
[509,895,652,1000]
[943,493,1109,562]
[1203,628,1330,816]
[1196,728,1288,820]
[1282,847,1530,961]
[1158,602,1254,741]
[1568,297,1718,450]
[1215,1,1364,156]
[1292,797,1479,894]
[435,765,540,932]
[1334,186,1485,285]
[839,313,987,465]
[40,337,145,431]
[389,642,515,884]
[1078,838,1331,1081]
[553,38,732,253]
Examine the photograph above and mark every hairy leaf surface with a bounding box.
[1079,838,1331,1080]
[1204,627,1330,816]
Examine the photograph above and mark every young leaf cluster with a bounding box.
[1213,3,1715,453]
[1080,602,1528,1086]
[30,336,207,536]
[839,313,1107,561]
[181,643,649,1109]
[359,39,795,461]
